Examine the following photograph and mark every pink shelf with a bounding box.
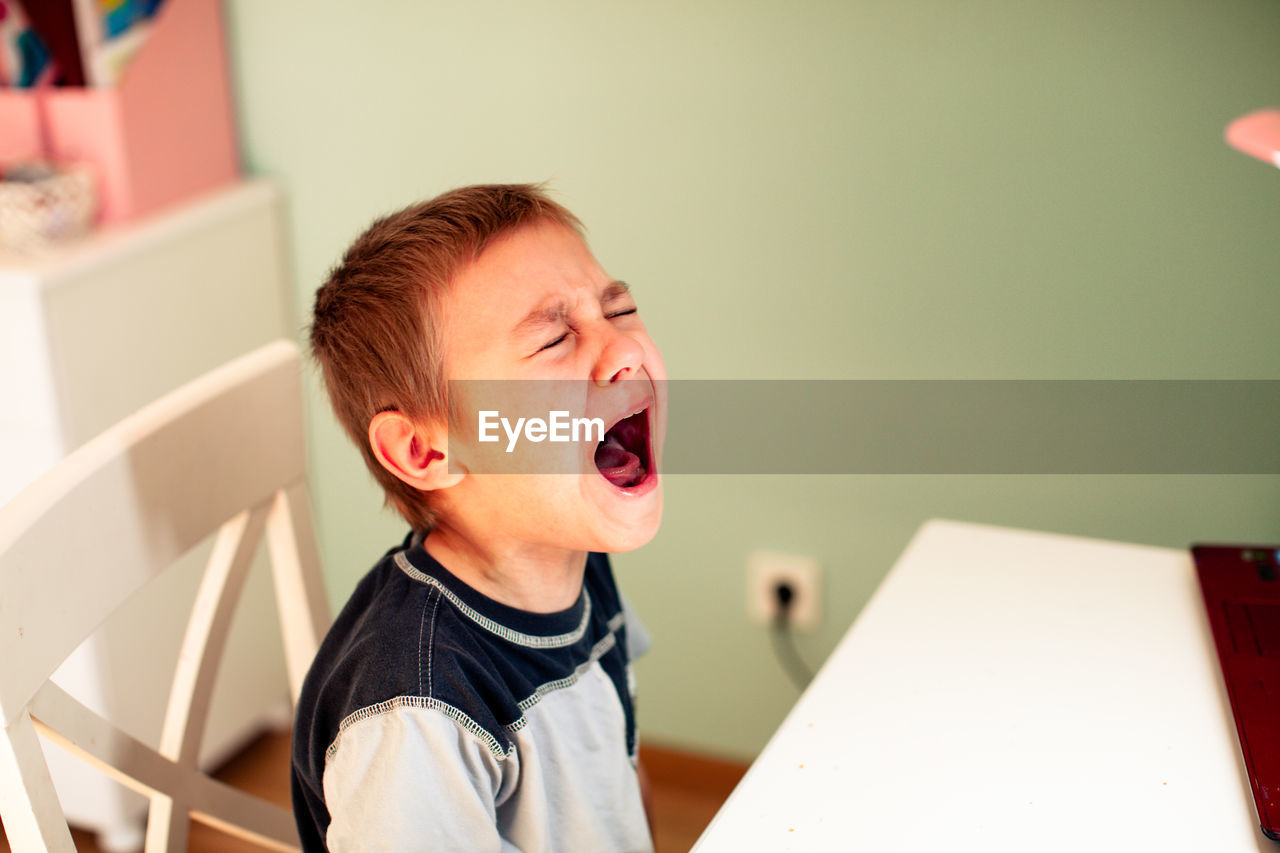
[0,0,240,224]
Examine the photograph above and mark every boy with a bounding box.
[292,184,665,852]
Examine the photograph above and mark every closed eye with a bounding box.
[536,332,568,353]
[606,308,637,319]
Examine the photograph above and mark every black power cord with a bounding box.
[770,581,814,691]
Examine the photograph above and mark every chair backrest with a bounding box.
[0,339,331,852]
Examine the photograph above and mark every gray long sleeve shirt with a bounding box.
[291,534,653,853]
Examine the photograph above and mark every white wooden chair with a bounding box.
[0,340,331,852]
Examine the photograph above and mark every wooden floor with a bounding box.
[3,732,748,853]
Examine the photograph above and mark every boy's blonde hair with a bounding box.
[309,184,582,530]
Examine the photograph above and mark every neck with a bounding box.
[422,522,588,613]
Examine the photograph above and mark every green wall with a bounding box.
[225,0,1280,760]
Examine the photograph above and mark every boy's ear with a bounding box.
[368,411,465,491]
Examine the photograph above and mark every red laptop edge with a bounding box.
[1192,543,1280,843]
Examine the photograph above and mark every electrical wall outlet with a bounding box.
[747,550,822,631]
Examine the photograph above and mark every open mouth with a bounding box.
[594,407,652,489]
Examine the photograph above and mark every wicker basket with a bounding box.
[0,165,98,250]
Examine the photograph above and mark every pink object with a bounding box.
[0,90,44,168]
[40,0,240,223]
[1225,108,1280,168]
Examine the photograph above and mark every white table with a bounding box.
[694,519,1274,852]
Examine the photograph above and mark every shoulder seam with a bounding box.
[506,611,628,735]
[325,696,516,765]
[325,610,630,765]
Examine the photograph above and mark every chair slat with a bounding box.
[0,341,304,727]
[144,795,188,853]
[142,502,270,852]
[31,682,298,851]
[0,713,77,853]
[267,485,332,702]
[0,341,327,851]
[159,502,271,767]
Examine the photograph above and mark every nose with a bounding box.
[591,323,645,387]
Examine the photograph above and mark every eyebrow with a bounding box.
[512,280,633,336]
[602,280,632,304]
[512,302,569,337]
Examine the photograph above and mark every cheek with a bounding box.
[637,337,668,449]
[474,438,587,477]
[638,335,667,383]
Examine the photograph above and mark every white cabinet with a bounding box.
[1,180,297,850]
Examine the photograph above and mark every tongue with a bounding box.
[594,434,643,487]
